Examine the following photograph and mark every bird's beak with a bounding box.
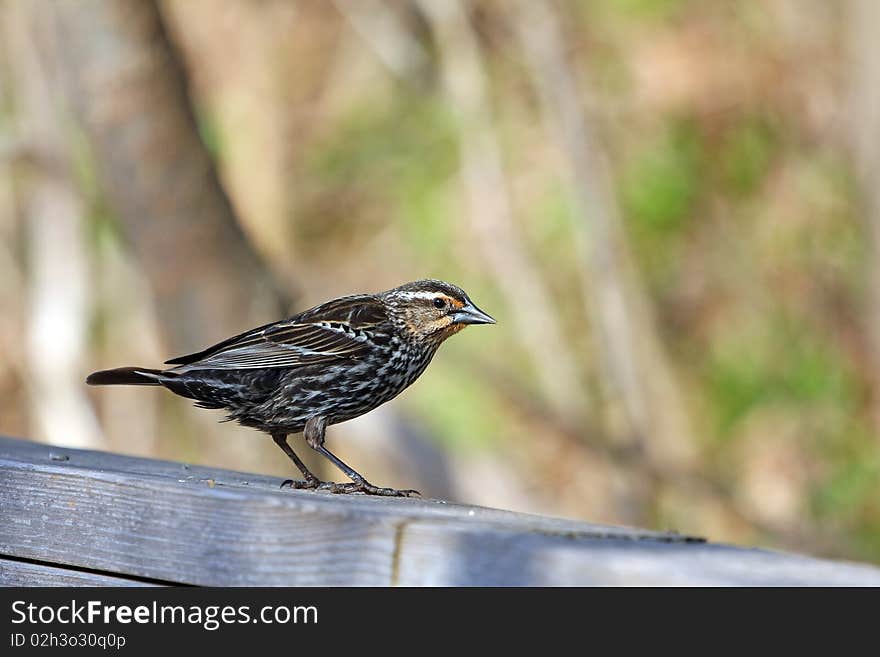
[453,301,496,325]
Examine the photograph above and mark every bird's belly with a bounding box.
[235,348,434,432]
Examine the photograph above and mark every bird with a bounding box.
[86,279,495,497]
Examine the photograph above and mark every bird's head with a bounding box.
[381,279,496,344]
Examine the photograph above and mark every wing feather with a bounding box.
[166,294,390,371]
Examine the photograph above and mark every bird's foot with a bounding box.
[281,476,419,497]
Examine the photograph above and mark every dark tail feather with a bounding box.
[86,367,164,386]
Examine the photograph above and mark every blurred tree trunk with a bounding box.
[4,0,104,448]
[848,0,880,435]
[512,1,697,472]
[417,0,588,422]
[46,0,287,353]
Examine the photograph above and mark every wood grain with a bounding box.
[0,557,159,587]
[2,436,879,586]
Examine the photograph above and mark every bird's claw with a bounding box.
[280,477,322,490]
[332,480,421,497]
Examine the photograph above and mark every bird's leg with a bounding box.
[303,416,420,497]
[272,433,323,490]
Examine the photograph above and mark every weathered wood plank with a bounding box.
[395,521,880,586]
[0,557,160,587]
[0,436,666,538]
[1,436,879,586]
[0,455,399,586]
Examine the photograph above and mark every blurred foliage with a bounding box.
[303,91,459,260]
[3,0,879,565]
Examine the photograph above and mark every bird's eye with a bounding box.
[433,298,447,309]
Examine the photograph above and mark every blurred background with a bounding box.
[1,0,879,564]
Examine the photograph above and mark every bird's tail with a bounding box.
[86,367,164,386]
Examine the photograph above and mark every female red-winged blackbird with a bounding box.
[87,279,495,497]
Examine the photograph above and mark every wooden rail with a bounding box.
[1,435,878,586]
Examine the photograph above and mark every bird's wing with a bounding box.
[164,294,390,370]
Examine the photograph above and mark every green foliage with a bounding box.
[813,451,880,559]
[610,0,691,21]
[303,91,458,260]
[816,456,879,516]
[620,119,703,288]
[65,122,125,251]
[720,116,777,195]
[195,108,224,161]
[622,120,702,236]
[307,93,457,187]
[706,315,855,439]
